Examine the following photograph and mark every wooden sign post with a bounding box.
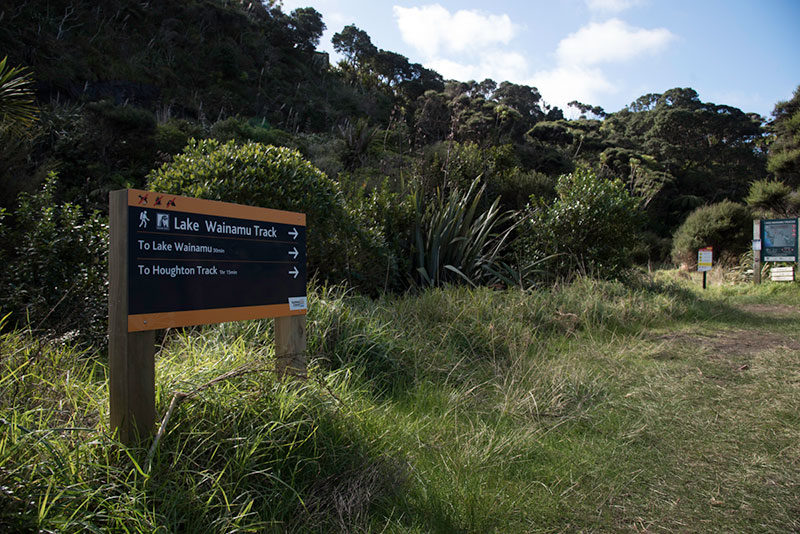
[109,190,307,444]
[109,192,156,444]
[753,220,761,285]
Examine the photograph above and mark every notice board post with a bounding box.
[753,220,761,284]
[109,190,307,445]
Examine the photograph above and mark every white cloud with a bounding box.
[531,20,673,110]
[393,4,516,56]
[529,65,616,111]
[389,4,674,113]
[557,19,675,66]
[586,0,643,12]
[391,4,525,88]
[427,58,480,82]
[429,50,529,84]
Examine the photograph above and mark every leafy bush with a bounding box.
[0,173,108,344]
[146,139,379,286]
[47,101,160,206]
[416,141,518,194]
[516,167,642,279]
[670,200,751,267]
[86,100,156,132]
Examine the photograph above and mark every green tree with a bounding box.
[568,100,607,119]
[332,24,377,69]
[744,179,799,218]
[493,81,545,131]
[287,7,326,52]
[602,88,766,233]
[767,86,800,186]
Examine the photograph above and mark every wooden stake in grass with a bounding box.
[109,191,156,445]
[275,315,307,379]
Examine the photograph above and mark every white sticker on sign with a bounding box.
[288,297,308,310]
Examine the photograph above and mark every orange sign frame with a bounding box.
[125,189,306,332]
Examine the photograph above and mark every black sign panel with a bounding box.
[125,190,306,330]
[761,218,798,262]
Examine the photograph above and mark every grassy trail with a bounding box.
[1,277,799,532]
[361,280,800,533]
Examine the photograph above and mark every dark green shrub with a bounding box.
[210,117,295,148]
[146,139,377,286]
[343,178,415,292]
[0,173,108,344]
[416,141,517,194]
[516,167,642,279]
[49,101,159,206]
[488,168,556,211]
[154,118,206,155]
[86,100,156,132]
[670,200,751,267]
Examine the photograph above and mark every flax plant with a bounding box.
[414,178,516,287]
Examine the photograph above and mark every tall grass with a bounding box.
[2,276,799,531]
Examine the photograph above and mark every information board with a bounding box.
[126,189,306,331]
[698,247,713,272]
[761,218,798,262]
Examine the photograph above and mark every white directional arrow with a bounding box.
[288,227,299,240]
[288,246,299,259]
[289,266,299,279]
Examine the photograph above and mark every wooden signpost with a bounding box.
[109,190,307,444]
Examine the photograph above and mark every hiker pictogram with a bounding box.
[139,210,150,228]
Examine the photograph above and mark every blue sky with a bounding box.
[279,0,800,118]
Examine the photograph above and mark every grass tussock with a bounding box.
[2,275,800,532]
